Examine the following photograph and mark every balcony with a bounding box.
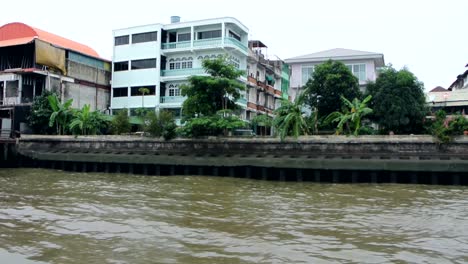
[236,97,247,106]
[224,37,248,53]
[161,37,248,54]
[247,76,257,86]
[160,96,185,104]
[274,90,283,98]
[247,102,257,111]
[266,85,275,95]
[161,41,191,50]
[161,68,206,77]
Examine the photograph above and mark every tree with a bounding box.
[181,56,245,118]
[27,90,56,134]
[69,104,108,135]
[138,87,150,109]
[325,95,373,136]
[48,94,73,135]
[251,114,273,136]
[273,96,309,140]
[111,109,131,135]
[303,60,361,120]
[366,66,428,134]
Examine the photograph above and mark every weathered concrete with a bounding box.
[67,60,111,86]
[16,135,468,174]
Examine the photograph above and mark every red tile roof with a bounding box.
[0,22,100,58]
[429,86,447,92]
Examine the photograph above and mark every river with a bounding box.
[0,168,467,263]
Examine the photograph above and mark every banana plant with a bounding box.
[325,95,373,136]
[48,94,73,135]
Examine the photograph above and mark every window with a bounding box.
[113,87,128,97]
[5,80,19,97]
[169,57,193,70]
[197,30,221,40]
[168,84,180,97]
[130,86,156,96]
[346,64,366,82]
[178,33,191,42]
[169,88,180,96]
[115,35,129,46]
[301,65,314,85]
[132,31,158,44]
[131,59,157,70]
[229,30,241,41]
[229,55,240,69]
[114,61,129,71]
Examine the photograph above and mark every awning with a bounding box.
[266,75,275,84]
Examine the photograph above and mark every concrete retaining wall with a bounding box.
[4,135,465,185]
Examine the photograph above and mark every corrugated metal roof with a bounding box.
[0,36,35,48]
[0,22,100,58]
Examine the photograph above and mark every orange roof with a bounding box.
[0,22,100,58]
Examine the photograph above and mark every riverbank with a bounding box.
[5,135,467,185]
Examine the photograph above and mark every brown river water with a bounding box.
[0,168,467,264]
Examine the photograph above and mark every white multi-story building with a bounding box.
[285,48,385,101]
[111,16,249,122]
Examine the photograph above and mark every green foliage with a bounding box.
[69,104,108,136]
[181,56,245,118]
[251,114,273,136]
[27,90,56,134]
[366,66,428,134]
[431,110,468,143]
[143,110,177,140]
[134,107,152,118]
[303,60,361,119]
[48,94,73,135]
[325,95,373,136]
[180,112,247,137]
[273,96,309,140]
[111,109,131,135]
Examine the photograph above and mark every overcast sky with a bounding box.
[2,0,467,91]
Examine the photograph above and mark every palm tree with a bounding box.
[273,95,309,140]
[325,95,373,136]
[139,87,150,109]
[48,94,73,135]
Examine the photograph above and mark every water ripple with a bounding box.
[1,168,468,263]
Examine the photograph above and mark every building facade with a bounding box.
[285,48,385,101]
[0,22,111,133]
[245,40,289,123]
[111,17,249,122]
[428,64,468,114]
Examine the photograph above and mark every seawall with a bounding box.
[10,135,468,184]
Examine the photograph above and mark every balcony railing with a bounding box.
[224,37,248,53]
[236,97,247,105]
[161,41,191,50]
[160,96,185,104]
[194,38,222,48]
[161,68,206,77]
[161,37,248,53]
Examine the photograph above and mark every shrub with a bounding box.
[111,109,131,135]
[143,110,177,140]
